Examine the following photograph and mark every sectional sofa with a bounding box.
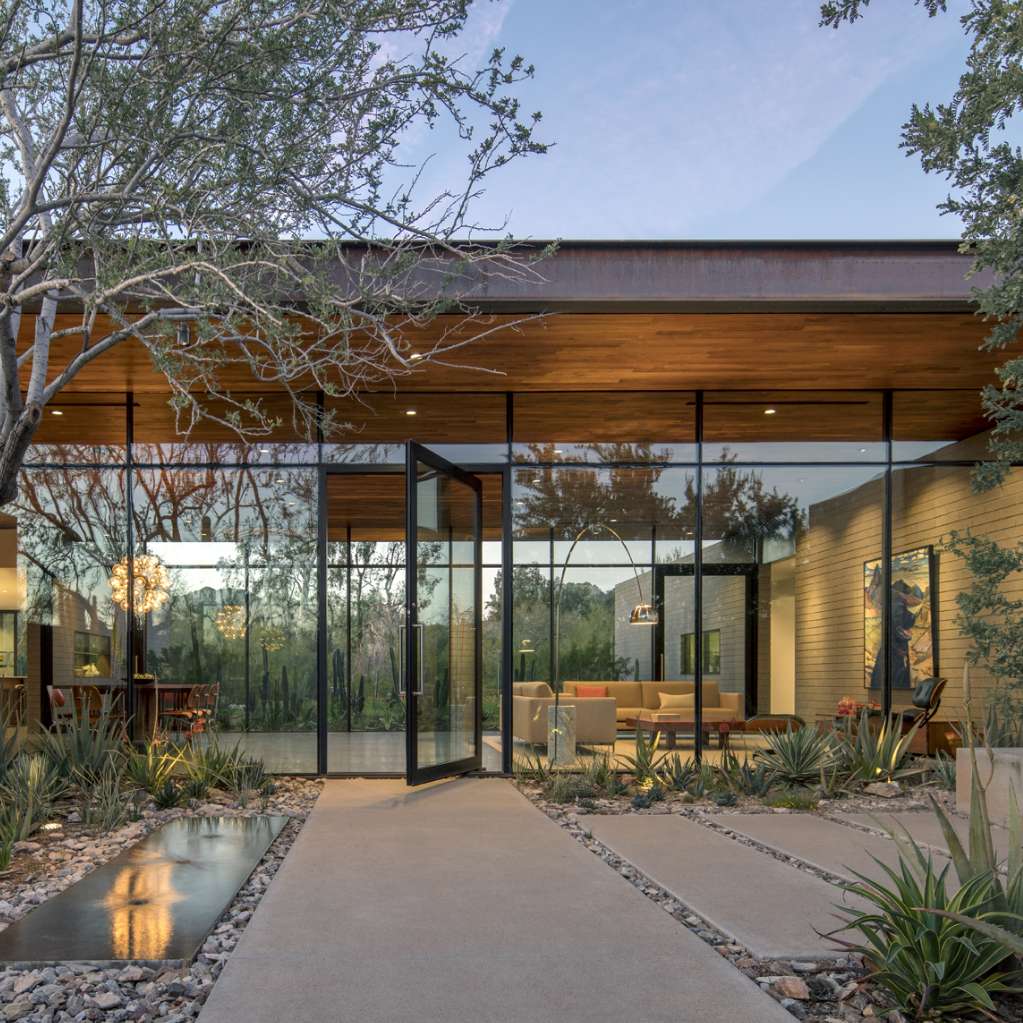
[510,679,746,747]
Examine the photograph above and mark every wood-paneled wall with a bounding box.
[792,467,1023,723]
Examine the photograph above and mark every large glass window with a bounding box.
[703,391,884,462]
[893,390,992,462]
[27,394,127,464]
[701,466,885,727]
[513,392,696,463]
[133,467,318,773]
[8,468,128,728]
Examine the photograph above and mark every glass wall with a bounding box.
[133,467,318,773]
[13,385,1017,770]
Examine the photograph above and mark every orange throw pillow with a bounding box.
[575,684,608,698]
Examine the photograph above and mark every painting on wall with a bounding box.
[864,546,937,690]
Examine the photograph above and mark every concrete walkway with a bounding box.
[198,779,791,1023]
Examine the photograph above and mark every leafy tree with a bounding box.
[0,0,547,503]
[822,0,1023,701]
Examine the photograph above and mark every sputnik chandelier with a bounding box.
[110,554,170,616]
[214,604,246,640]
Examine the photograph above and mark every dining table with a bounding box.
[65,680,196,739]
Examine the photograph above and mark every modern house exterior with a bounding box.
[4,240,1016,782]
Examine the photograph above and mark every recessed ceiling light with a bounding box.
[409,353,422,362]
[260,447,271,454]
[553,448,564,455]
[405,409,417,417]
[764,408,777,416]
[858,447,868,453]
[51,409,63,416]
[275,477,285,484]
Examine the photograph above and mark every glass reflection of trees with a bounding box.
[13,464,128,676]
[131,458,317,733]
[512,451,804,682]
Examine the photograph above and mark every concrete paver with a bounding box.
[198,779,792,1023]
[836,810,1010,863]
[723,812,950,884]
[589,815,853,961]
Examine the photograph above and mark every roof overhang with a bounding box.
[444,240,984,313]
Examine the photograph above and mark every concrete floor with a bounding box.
[218,731,504,775]
[197,779,792,1023]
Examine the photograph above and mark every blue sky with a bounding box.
[405,0,971,240]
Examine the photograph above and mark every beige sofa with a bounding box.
[561,680,744,730]
[511,682,617,746]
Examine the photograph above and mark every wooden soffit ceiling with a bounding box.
[17,311,999,393]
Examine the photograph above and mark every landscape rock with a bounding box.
[773,976,811,1000]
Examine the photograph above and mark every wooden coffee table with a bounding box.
[626,713,734,750]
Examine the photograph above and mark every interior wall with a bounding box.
[768,558,795,715]
[794,465,1023,724]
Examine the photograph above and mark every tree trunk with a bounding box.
[0,406,41,505]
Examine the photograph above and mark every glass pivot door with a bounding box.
[404,443,483,785]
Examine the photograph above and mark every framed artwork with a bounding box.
[864,546,938,690]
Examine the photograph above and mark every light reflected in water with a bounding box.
[102,857,183,960]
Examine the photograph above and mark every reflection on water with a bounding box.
[102,860,183,960]
[0,815,286,965]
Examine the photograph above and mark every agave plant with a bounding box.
[125,743,183,796]
[231,758,270,807]
[715,749,773,798]
[834,850,1019,1019]
[76,760,128,831]
[0,753,66,840]
[896,765,1023,967]
[658,753,700,793]
[182,740,246,797]
[37,700,123,782]
[839,709,919,785]
[755,724,836,786]
[580,754,626,796]
[621,727,663,785]
[929,750,956,792]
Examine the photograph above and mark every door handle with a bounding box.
[414,623,425,696]
[399,623,426,696]
[398,625,407,695]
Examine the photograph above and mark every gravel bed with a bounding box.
[0,777,322,1022]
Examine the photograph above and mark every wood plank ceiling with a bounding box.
[18,312,997,392]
